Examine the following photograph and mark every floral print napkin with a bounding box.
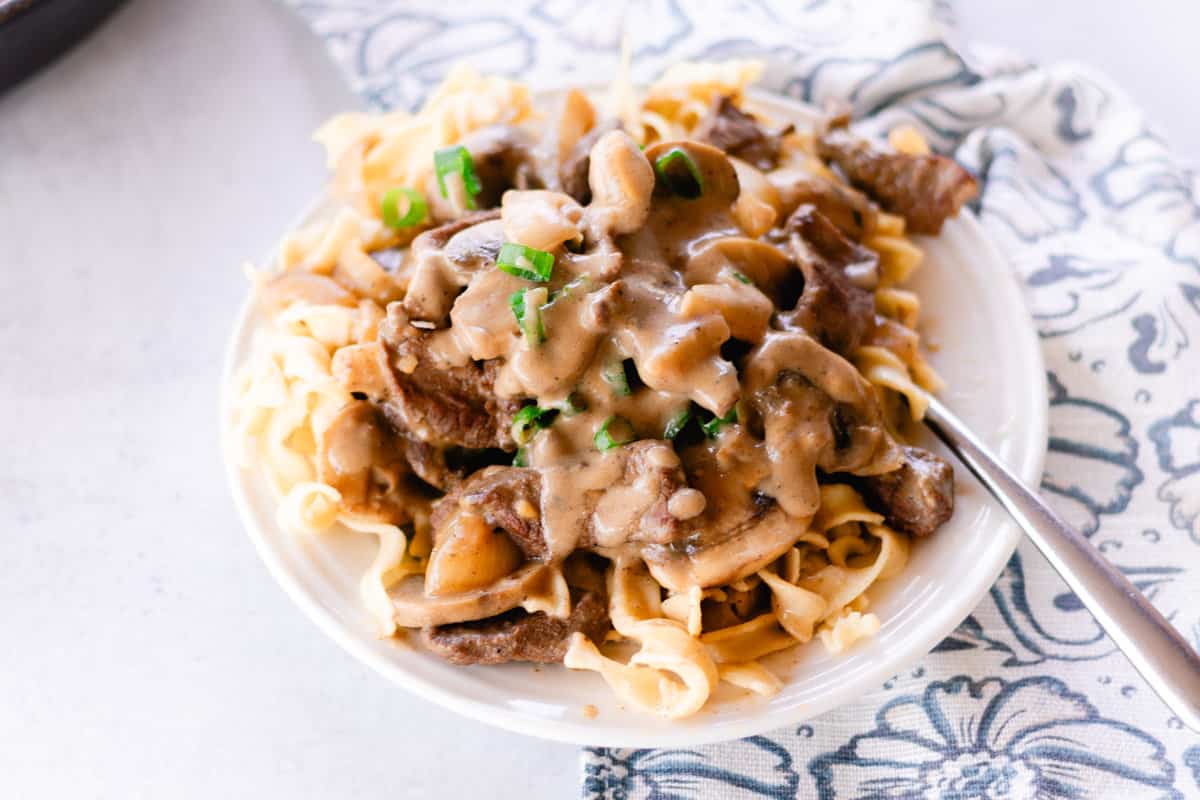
[286,0,1200,796]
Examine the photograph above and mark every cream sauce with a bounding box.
[368,128,904,616]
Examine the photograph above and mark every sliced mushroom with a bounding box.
[642,430,805,591]
[743,330,901,517]
[587,130,656,235]
[643,140,740,207]
[401,210,502,325]
[389,563,556,628]
[684,236,793,298]
[644,501,806,592]
[317,402,436,523]
[501,190,584,252]
[560,119,621,204]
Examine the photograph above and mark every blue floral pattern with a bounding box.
[1149,401,1200,546]
[810,676,1180,799]
[284,0,1200,796]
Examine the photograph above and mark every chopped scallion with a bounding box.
[602,359,632,397]
[512,448,529,467]
[594,415,634,451]
[433,145,482,209]
[654,147,704,199]
[732,270,752,285]
[701,406,738,438]
[512,404,557,445]
[509,287,547,345]
[497,242,554,282]
[663,408,692,440]
[380,187,427,228]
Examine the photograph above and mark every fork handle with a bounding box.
[923,394,1200,731]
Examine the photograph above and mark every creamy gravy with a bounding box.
[346,130,904,608]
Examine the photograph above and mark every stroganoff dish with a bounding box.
[229,62,977,718]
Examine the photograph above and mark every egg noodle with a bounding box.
[228,61,964,719]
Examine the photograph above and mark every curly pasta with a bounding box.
[229,60,961,718]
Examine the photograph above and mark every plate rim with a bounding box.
[220,88,1048,748]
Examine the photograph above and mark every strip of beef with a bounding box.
[816,114,977,235]
[768,168,878,239]
[378,306,523,451]
[317,402,437,524]
[421,591,610,665]
[431,466,544,559]
[429,441,690,561]
[779,205,879,356]
[559,118,621,205]
[331,340,487,489]
[858,445,954,537]
[694,95,784,171]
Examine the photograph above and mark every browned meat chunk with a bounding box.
[780,205,879,355]
[817,116,977,235]
[330,341,468,490]
[317,402,436,524]
[859,446,954,537]
[429,441,690,561]
[458,125,543,208]
[694,95,784,171]
[432,466,545,559]
[768,169,878,239]
[559,119,621,205]
[378,309,524,451]
[421,591,610,665]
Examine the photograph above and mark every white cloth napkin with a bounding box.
[286,1,1200,796]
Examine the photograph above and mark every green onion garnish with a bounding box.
[562,391,588,416]
[701,407,738,438]
[512,405,557,445]
[602,359,632,397]
[512,448,529,467]
[434,145,482,209]
[663,408,692,440]
[732,271,752,285]
[594,415,634,451]
[380,187,427,229]
[497,243,554,282]
[654,147,704,199]
[509,288,548,345]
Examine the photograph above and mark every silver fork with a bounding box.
[923,394,1200,731]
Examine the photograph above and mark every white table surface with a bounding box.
[1,1,1193,798]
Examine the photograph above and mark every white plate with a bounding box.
[221,91,1047,748]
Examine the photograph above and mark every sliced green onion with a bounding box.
[380,187,427,228]
[602,359,632,397]
[594,415,635,451]
[561,391,588,416]
[732,270,752,285]
[497,242,554,282]
[511,404,557,445]
[509,287,547,345]
[663,408,692,440]
[434,145,482,209]
[512,448,529,467]
[654,147,704,199]
[701,407,738,439]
